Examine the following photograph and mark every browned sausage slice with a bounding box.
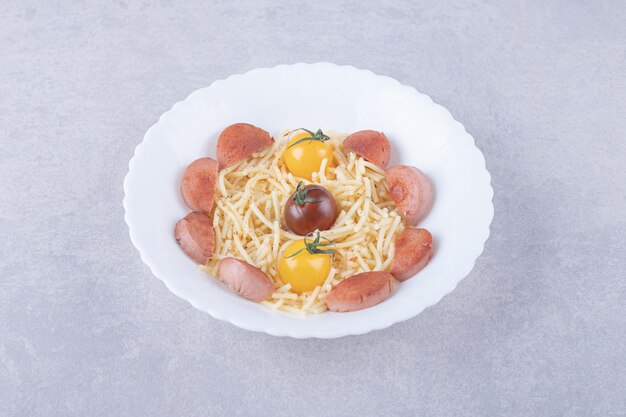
[325,271,398,312]
[216,123,273,168]
[218,257,274,302]
[390,228,433,281]
[181,157,219,213]
[343,130,391,169]
[386,165,433,225]
[174,212,215,264]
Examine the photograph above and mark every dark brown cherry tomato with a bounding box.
[284,182,338,235]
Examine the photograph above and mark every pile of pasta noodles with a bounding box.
[200,132,405,315]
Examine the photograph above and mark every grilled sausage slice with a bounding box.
[343,130,391,169]
[325,271,398,312]
[181,157,219,213]
[386,165,433,225]
[174,212,215,264]
[218,257,274,302]
[391,228,433,281]
[216,123,273,168]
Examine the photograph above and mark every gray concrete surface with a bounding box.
[1,1,625,416]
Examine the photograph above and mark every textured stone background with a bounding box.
[1,1,625,416]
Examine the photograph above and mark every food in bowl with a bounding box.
[174,123,434,315]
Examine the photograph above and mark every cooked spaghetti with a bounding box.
[199,131,405,315]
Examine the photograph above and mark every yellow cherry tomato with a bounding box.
[284,129,334,180]
[278,239,332,293]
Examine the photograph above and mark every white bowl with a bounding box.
[123,63,493,338]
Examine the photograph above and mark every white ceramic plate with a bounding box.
[123,63,493,338]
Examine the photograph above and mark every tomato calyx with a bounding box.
[287,128,330,149]
[292,181,321,206]
[285,231,335,258]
